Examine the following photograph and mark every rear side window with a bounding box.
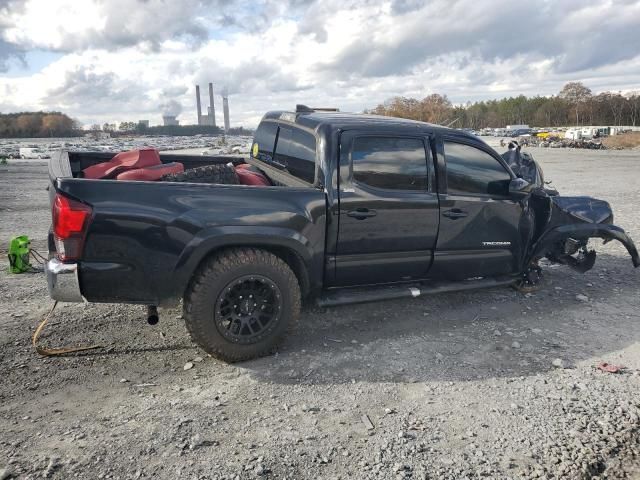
[444,141,511,196]
[351,136,428,191]
[252,122,278,163]
[273,127,316,183]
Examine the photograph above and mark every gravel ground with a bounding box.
[0,147,639,480]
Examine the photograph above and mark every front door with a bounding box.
[333,131,440,286]
[430,138,526,280]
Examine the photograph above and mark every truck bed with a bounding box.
[48,150,327,306]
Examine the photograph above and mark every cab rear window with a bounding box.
[251,122,278,163]
[252,121,317,184]
[273,127,316,183]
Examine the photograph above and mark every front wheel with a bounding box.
[184,248,301,362]
[513,264,544,293]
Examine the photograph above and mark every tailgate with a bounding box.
[48,149,74,184]
[47,151,74,241]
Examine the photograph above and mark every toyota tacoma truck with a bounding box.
[46,106,639,362]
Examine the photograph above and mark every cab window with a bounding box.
[251,122,278,163]
[273,126,317,183]
[444,141,511,196]
[351,136,428,191]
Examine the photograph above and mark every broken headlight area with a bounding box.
[546,238,597,273]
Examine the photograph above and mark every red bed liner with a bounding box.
[82,149,162,179]
[116,162,184,181]
[83,148,270,186]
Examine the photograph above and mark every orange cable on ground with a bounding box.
[32,301,102,356]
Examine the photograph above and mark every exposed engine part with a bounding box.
[564,247,597,273]
[564,237,582,255]
[548,242,597,273]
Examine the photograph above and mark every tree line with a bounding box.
[88,122,250,136]
[0,113,250,138]
[90,121,224,136]
[0,112,80,138]
[366,82,640,129]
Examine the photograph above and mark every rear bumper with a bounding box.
[46,258,85,302]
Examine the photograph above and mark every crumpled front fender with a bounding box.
[528,223,640,268]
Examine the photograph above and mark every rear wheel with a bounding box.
[184,248,301,362]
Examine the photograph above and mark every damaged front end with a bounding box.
[503,144,639,274]
[527,196,640,272]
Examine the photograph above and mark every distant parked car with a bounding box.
[509,128,532,137]
[19,147,50,159]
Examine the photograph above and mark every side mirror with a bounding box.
[509,177,532,197]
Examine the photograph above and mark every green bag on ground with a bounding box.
[8,235,32,273]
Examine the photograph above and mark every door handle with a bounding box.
[442,208,468,219]
[346,208,377,219]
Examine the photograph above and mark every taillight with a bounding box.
[52,193,92,261]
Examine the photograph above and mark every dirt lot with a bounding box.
[602,132,640,150]
[1,148,639,480]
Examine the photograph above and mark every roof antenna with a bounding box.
[296,105,340,113]
[443,117,460,128]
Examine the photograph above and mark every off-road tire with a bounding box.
[162,164,239,184]
[512,264,545,293]
[184,248,301,362]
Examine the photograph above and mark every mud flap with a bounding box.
[528,224,640,269]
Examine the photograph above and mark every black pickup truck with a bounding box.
[46,107,639,361]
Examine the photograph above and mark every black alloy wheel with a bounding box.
[514,264,544,293]
[183,248,301,362]
[215,275,282,344]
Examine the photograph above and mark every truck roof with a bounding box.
[262,110,481,144]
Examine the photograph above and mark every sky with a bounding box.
[1,0,639,128]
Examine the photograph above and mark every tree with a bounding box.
[365,83,640,130]
[0,112,80,138]
[16,114,42,135]
[420,94,453,124]
[606,92,627,126]
[90,124,101,131]
[626,93,640,126]
[41,114,74,136]
[559,82,592,125]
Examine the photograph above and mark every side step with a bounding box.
[316,277,515,308]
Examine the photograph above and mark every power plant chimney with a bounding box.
[195,85,202,125]
[222,89,230,131]
[208,83,216,128]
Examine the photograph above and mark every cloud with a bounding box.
[0,38,24,72]
[195,59,313,96]
[1,0,639,127]
[0,0,25,71]
[159,99,182,117]
[320,0,640,78]
[2,0,244,52]
[45,65,152,114]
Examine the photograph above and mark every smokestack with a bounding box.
[195,85,202,125]
[222,90,230,131]
[208,83,216,127]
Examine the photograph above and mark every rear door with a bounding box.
[431,137,525,279]
[332,131,439,286]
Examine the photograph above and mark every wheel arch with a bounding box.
[527,223,640,269]
[172,227,318,302]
